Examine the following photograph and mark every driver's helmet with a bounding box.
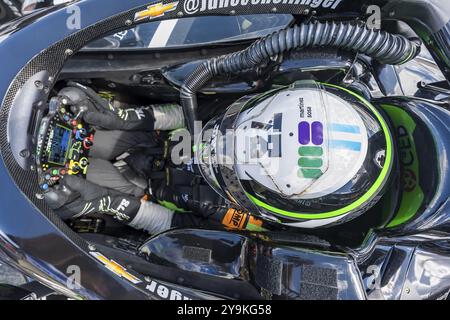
[197,81,394,228]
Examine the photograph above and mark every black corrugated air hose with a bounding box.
[181,21,422,134]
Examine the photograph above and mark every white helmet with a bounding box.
[198,81,394,228]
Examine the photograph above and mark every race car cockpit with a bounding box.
[2,2,450,300]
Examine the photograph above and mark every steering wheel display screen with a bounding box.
[48,124,71,166]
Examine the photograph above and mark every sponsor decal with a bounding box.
[298,120,324,179]
[382,105,424,227]
[295,88,368,200]
[402,168,417,192]
[90,252,142,284]
[134,2,179,21]
[222,208,247,229]
[249,113,282,159]
[183,0,344,15]
[297,120,363,179]
[145,279,192,300]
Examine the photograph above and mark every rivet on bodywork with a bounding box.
[88,244,96,251]
[65,49,74,56]
[34,81,43,89]
[35,193,45,200]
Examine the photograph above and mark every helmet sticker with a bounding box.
[235,86,369,199]
[298,121,325,179]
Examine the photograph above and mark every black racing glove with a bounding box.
[43,175,141,223]
[154,185,267,231]
[58,82,156,131]
[155,185,226,217]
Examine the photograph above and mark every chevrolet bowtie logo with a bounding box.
[134,2,179,22]
[90,252,142,284]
